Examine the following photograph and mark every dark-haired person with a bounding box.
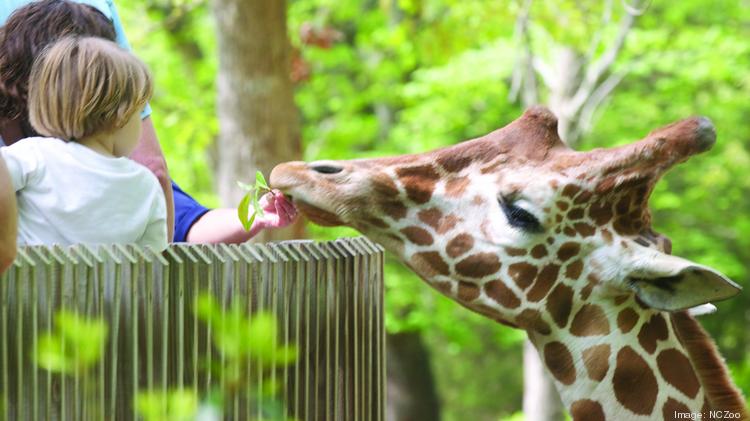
[0,0,297,244]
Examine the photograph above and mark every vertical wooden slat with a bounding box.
[0,238,384,421]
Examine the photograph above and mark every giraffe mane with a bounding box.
[671,311,749,419]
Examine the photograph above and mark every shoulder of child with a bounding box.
[126,160,166,210]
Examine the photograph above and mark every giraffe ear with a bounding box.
[626,253,741,312]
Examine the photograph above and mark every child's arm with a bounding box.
[184,190,297,244]
[0,157,17,271]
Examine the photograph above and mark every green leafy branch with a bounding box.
[237,171,273,231]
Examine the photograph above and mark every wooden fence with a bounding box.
[0,238,385,421]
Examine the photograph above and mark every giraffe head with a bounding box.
[270,107,740,328]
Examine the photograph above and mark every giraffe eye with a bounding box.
[499,198,543,233]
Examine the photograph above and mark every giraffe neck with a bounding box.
[527,295,747,420]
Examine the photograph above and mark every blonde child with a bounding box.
[0,36,167,249]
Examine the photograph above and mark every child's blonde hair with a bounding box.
[28,36,152,141]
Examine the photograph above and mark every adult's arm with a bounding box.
[0,157,17,272]
[129,116,174,242]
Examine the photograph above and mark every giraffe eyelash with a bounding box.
[498,196,544,233]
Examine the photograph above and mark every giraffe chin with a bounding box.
[294,200,345,227]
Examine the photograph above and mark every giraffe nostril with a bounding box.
[310,164,343,174]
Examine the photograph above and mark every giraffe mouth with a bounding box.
[293,199,345,227]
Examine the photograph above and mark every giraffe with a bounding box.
[269,107,748,421]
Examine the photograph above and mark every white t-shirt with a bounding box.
[0,137,167,250]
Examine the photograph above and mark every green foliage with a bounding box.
[191,294,298,420]
[33,301,295,420]
[137,389,198,421]
[35,310,107,375]
[237,171,271,231]
[194,294,298,370]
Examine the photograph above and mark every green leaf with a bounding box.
[255,170,269,190]
[237,193,252,231]
[252,189,264,216]
[35,334,73,374]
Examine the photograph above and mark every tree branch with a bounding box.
[584,0,614,62]
[578,69,627,132]
[567,0,643,115]
[508,0,538,106]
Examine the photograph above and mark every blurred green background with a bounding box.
[119,0,750,419]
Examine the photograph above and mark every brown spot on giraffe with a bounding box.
[445,233,474,258]
[396,164,440,181]
[662,398,691,421]
[573,190,593,205]
[544,341,576,385]
[445,177,470,197]
[613,346,658,415]
[455,253,501,278]
[595,176,617,194]
[561,184,581,199]
[530,244,548,259]
[638,313,669,354]
[570,304,610,336]
[371,172,399,196]
[573,222,596,237]
[657,348,700,399]
[570,399,605,421]
[517,309,551,335]
[589,200,613,225]
[484,280,520,309]
[381,199,408,220]
[613,295,629,306]
[568,208,585,220]
[457,281,480,302]
[617,308,639,334]
[582,344,610,381]
[433,281,453,295]
[400,226,434,246]
[411,251,450,277]
[546,284,573,328]
[527,264,560,302]
[556,242,580,261]
[437,214,461,234]
[565,260,583,279]
[437,154,473,173]
[507,262,538,290]
[418,208,442,230]
[504,247,526,257]
[556,201,569,211]
[403,181,435,204]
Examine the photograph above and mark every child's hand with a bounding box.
[255,190,297,229]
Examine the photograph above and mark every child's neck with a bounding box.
[78,134,116,157]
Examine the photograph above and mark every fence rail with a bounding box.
[0,237,385,421]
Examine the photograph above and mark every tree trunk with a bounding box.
[386,331,441,421]
[211,0,304,241]
[523,339,564,420]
